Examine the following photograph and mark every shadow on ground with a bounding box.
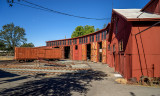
[0,69,19,78]
[0,69,107,96]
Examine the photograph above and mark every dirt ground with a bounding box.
[0,56,14,60]
[0,60,160,96]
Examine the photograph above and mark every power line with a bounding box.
[14,2,52,12]
[13,0,110,20]
[135,21,160,35]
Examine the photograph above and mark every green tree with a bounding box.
[0,23,27,51]
[103,24,107,28]
[71,25,95,38]
[96,28,100,31]
[0,41,6,50]
[20,43,34,47]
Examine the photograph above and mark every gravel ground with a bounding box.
[0,60,159,96]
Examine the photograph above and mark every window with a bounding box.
[86,37,88,43]
[75,39,77,44]
[52,42,53,46]
[108,44,110,50]
[49,42,51,46]
[119,40,123,51]
[113,44,116,52]
[58,41,59,46]
[59,41,61,45]
[92,35,94,42]
[84,37,85,43]
[102,31,106,40]
[104,31,106,39]
[96,34,100,41]
[102,32,104,40]
[96,34,98,41]
[70,40,72,45]
[73,39,76,44]
[79,38,81,44]
[75,45,78,50]
[98,33,100,41]
[56,42,57,46]
[90,36,92,42]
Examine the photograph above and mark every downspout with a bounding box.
[134,35,144,76]
[137,12,149,77]
[135,15,160,77]
[137,27,149,77]
[135,13,144,77]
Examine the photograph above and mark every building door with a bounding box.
[98,42,102,62]
[87,44,91,60]
[64,46,70,59]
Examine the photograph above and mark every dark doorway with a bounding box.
[87,44,91,60]
[98,42,102,62]
[64,46,70,59]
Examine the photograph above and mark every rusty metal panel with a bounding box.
[15,47,62,60]
[70,46,73,60]
[102,40,107,49]
[61,46,64,59]
[91,42,98,62]
[82,44,87,61]
[102,55,106,63]
[102,40,107,63]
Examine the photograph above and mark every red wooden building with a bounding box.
[108,0,160,80]
[46,0,160,81]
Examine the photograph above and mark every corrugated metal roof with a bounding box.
[113,9,160,19]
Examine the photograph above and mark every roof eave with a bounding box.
[46,27,108,42]
[141,0,155,12]
[127,18,160,21]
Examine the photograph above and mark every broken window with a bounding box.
[119,40,123,51]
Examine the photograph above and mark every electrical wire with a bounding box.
[14,2,51,12]
[135,21,160,35]
[13,0,110,20]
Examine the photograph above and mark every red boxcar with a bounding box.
[15,47,62,61]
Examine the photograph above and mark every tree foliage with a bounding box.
[103,24,107,28]
[0,41,6,50]
[0,23,27,51]
[20,43,34,47]
[96,28,100,31]
[71,25,95,38]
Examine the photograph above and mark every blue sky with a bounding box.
[0,0,150,47]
